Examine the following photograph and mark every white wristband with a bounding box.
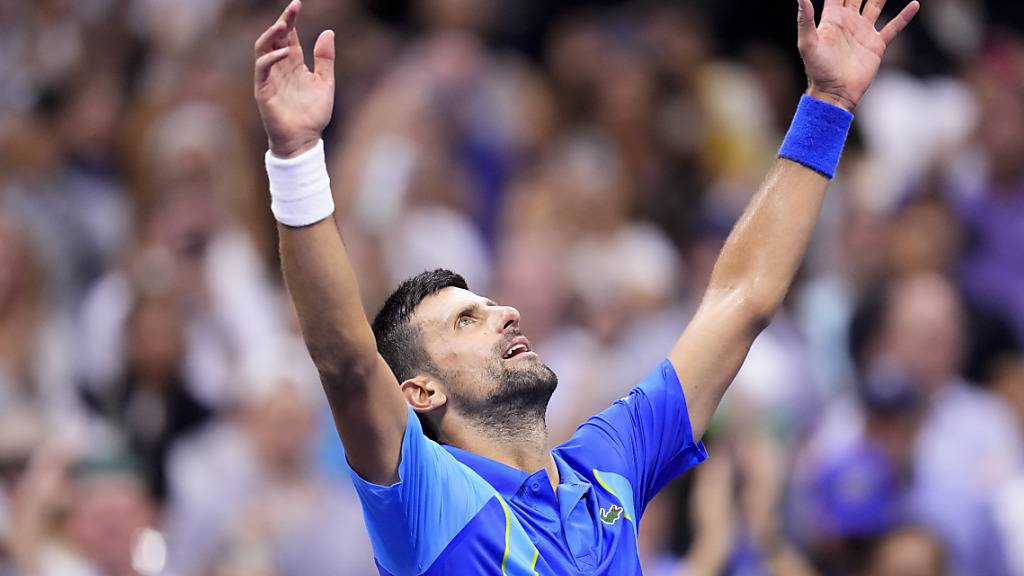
[265,139,335,227]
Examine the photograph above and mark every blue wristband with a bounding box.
[778,94,854,179]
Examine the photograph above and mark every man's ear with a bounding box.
[401,375,447,413]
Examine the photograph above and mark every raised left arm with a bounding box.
[671,0,919,440]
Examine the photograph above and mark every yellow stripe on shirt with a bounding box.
[497,495,512,574]
[592,469,633,521]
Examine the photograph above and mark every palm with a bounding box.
[258,51,332,146]
[796,0,919,110]
[254,1,335,158]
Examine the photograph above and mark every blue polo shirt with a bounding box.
[349,359,708,575]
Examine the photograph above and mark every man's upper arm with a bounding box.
[349,406,496,575]
[668,289,762,441]
[567,360,708,516]
[323,351,410,486]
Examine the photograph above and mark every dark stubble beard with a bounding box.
[445,349,559,441]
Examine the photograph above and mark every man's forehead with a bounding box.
[413,287,493,325]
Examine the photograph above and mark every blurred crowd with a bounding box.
[1,0,1024,575]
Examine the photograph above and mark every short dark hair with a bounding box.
[372,269,468,440]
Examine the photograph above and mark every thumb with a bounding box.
[796,0,818,54]
[313,29,335,85]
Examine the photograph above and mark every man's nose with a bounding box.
[495,306,521,333]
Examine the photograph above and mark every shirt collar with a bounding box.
[443,445,532,499]
[442,445,594,506]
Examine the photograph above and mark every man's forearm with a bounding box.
[263,138,380,383]
[273,152,410,486]
[669,0,917,440]
[705,158,829,325]
[279,218,379,381]
[669,102,840,438]
[271,151,411,484]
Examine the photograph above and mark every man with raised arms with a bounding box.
[253,0,919,573]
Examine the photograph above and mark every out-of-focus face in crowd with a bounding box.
[126,297,185,386]
[57,72,123,164]
[884,273,964,393]
[66,469,156,576]
[244,383,317,475]
[865,527,946,576]
[975,41,1024,186]
[888,197,962,276]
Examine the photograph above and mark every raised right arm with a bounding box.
[254,0,407,485]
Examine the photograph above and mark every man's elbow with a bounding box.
[739,303,775,341]
[706,285,778,336]
[744,288,782,334]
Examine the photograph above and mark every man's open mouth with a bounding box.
[503,336,532,359]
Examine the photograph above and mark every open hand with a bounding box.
[797,0,920,111]
[254,0,335,158]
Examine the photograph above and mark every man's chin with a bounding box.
[522,363,558,393]
[497,357,556,387]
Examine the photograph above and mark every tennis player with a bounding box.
[254,0,918,573]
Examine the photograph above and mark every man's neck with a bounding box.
[445,417,561,490]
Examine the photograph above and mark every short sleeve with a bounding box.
[565,359,708,517]
[347,407,495,575]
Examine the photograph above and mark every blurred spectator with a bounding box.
[673,434,818,576]
[49,70,132,290]
[992,468,1024,576]
[0,408,46,570]
[0,220,47,415]
[78,101,281,410]
[951,39,1024,345]
[79,292,215,502]
[987,341,1024,576]
[804,273,1020,576]
[799,360,922,575]
[887,193,964,277]
[0,219,79,435]
[162,356,374,575]
[7,448,161,576]
[886,274,1019,576]
[864,526,947,576]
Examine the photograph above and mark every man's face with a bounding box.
[411,287,557,424]
[67,475,155,574]
[887,275,963,391]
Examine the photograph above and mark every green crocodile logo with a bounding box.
[599,505,624,526]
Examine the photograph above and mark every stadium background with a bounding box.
[1,0,1023,574]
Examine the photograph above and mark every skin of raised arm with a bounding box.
[670,161,826,440]
[669,0,919,440]
[255,0,407,485]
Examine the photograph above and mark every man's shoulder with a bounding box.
[552,359,683,452]
[553,419,627,476]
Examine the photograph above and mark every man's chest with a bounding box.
[512,475,641,575]
[418,467,641,576]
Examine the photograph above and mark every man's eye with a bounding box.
[457,316,473,328]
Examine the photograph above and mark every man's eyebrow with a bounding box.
[448,300,498,325]
[450,302,483,324]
